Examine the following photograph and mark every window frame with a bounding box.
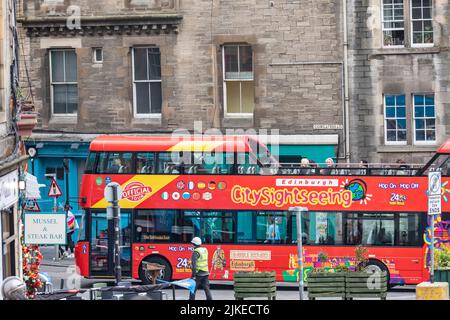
[222,44,255,118]
[49,49,78,117]
[381,0,406,48]
[384,94,407,146]
[410,0,434,48]
[131,46,163,119]
[93,48,103,64]
[413,93,436,145]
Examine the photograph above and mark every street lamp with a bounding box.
[288,206,308,301]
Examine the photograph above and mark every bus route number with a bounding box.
[177,258,190,269]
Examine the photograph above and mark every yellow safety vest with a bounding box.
[194,247,209,273]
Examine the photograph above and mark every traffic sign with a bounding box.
[428,194,441,215]
[428,171,441,196]
[23,199,41,212]
[104,182,123,202]
[48,178,62,197]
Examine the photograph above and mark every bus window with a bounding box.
[136,153,155,174]
[398,213,421,246]
[77,210,87,241]
[192,152,233,174]
[202,212,235,244]
[293,212,344,245]
[85,152,97,174]
[157,152,186,174]
[96,152,133,174]
[257,212,288,244]
[237,211,255,244]
[291,211,310,245]
[345,213,395,246]
[134,210,177,242]
[183,211,202,241]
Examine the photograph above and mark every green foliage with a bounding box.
[318,251,328,263]
[335,264,350,273]
[354,245,369,272]
[435,246,450,269]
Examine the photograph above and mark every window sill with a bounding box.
[369,47,440,59]
[224,113,254,119]
[132,116,162,125]
[49,115,77,125]
[377,145,437,153]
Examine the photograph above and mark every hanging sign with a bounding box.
[48,178,63,197]
[23,199,41,212]
[24,212,67,245]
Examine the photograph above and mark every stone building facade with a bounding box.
[348,0,450,164]
[16,0,450,190]
[0,0,27,295]
[18,0,348,217]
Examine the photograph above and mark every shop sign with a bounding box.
[0,170,19,210]
[24,212,67,245]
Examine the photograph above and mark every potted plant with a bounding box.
[307,252,346,300]
[434,246,450,288]
[16,98,37,138]
[346,245,388,300]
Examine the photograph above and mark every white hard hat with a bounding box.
[191,237,202,246]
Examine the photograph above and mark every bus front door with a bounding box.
[90,211,131,278]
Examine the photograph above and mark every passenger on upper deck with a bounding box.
[111,158,127,173]
[358,160,369,175]
[320,158,337,175]
[309,160,318,174]
[395,159,411,175]
[299,158,311,175]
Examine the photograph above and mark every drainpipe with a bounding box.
[343,0,350,163]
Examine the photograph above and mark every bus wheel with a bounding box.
[139,256,172,285]
[362,259,391,289]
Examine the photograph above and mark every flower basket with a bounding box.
[17,112,38,137]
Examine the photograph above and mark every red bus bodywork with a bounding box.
[75,136,450,285]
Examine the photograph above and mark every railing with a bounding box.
[276,163,425,176]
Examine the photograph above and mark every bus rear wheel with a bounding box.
[362,259,391,289]
[139,256,172,285]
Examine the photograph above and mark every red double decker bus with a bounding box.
[75,135,450,287]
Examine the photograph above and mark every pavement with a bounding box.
[38,246,417,300]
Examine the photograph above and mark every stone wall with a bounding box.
[348,0,449,164]
[18,0,345,149]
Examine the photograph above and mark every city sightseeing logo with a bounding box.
[122,182,152,202]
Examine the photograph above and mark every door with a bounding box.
[90,211,132,277]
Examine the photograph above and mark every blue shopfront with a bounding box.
[25,141,90,242]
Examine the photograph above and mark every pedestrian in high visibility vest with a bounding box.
[189,237,213,300]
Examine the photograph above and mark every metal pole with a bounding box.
[430,214,435,283]
[112,185,122,285]
[290,206,307,300]
[54,196,59,261]
[296,210,304,300]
